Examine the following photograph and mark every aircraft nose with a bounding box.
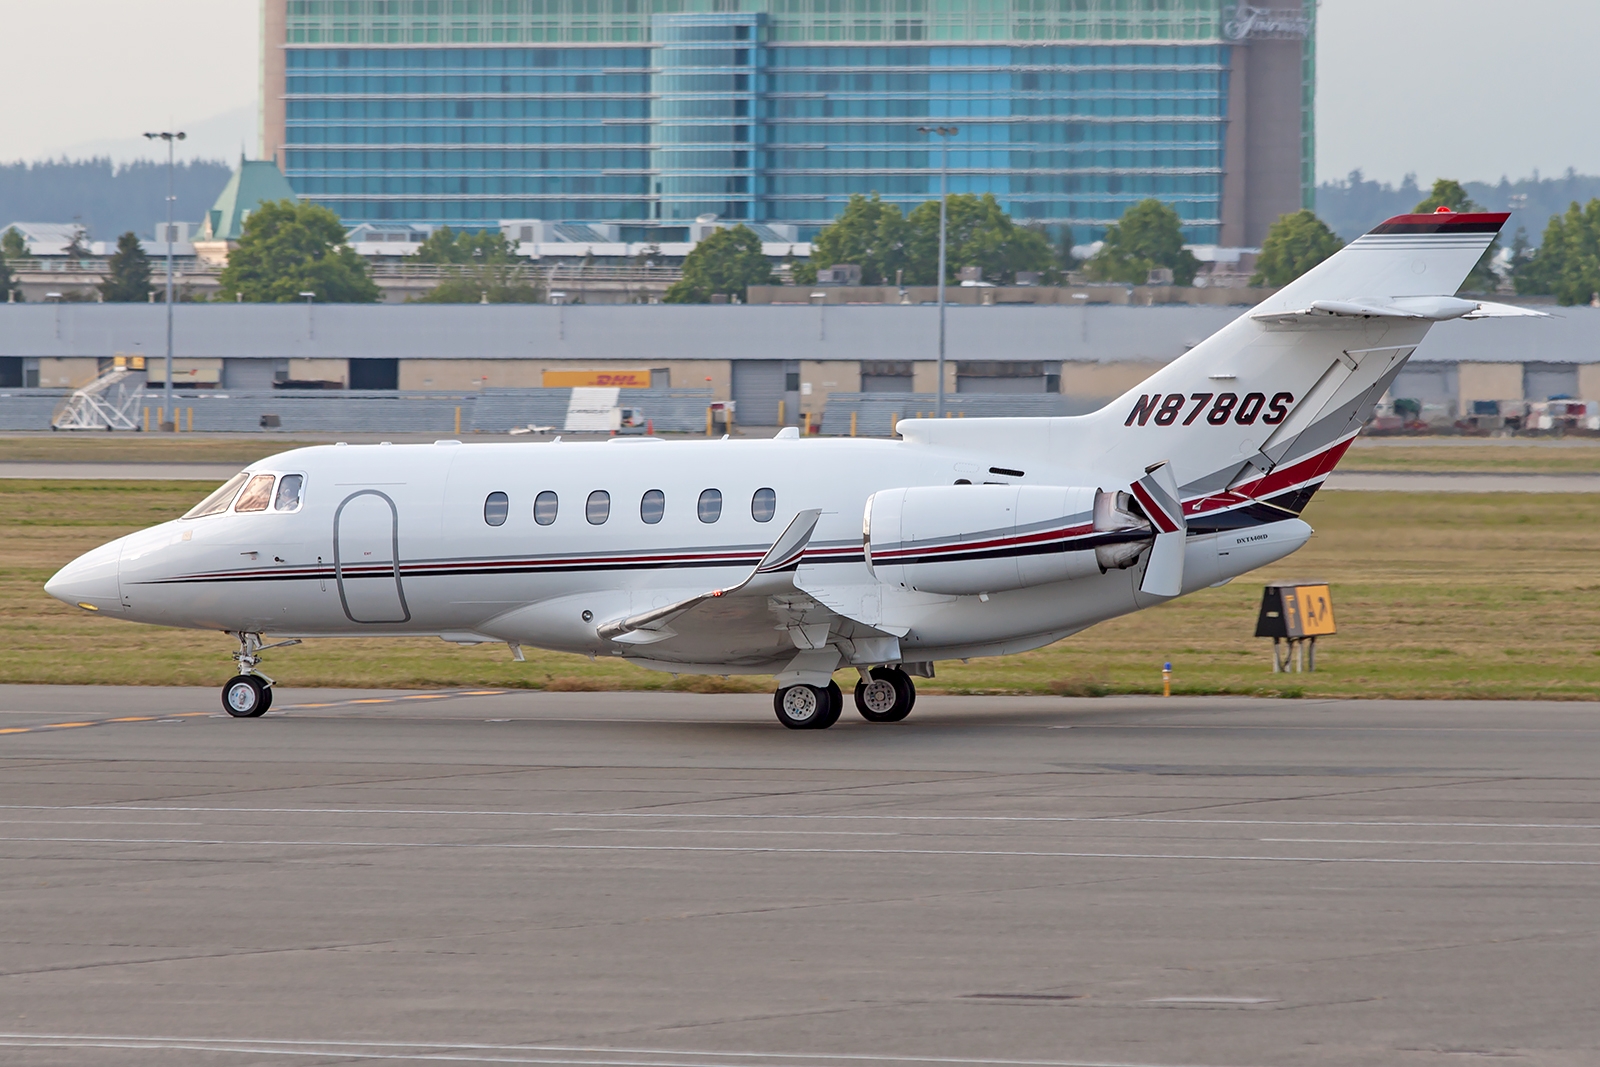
[44,538,125,613]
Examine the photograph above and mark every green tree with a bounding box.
[1515,199,1600,305]
[903,193,1053,285]
[217,200,380,303]
[407,226,542,303]
[1250,210,1344,287]
[1414,178,1500,294]
[2,227,27,262]
[0,240,20,303]
[97,231,152,302]
[1508,226,1534,277]
[805,193,911,285]
[413,263,544,304]
[784,248,815,287]
[1051,226,1079,278]
[664,225,773,303]
[63,225,92,260]
[1083,199,1200,286]
[412,225,518,265]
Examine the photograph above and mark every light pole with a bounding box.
[143,130,185,430]
[917,125,957,417]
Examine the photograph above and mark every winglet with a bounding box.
[1131,463,1185,598]
[598,509,824,641]
[754,508,822,575]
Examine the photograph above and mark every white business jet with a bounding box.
[47,210,1530,728]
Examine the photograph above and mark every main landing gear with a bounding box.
[853,666,915,723]
[774,680,842,730]
[221,632,300,718]
[773,667,916,729]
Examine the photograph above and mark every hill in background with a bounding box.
[5,156,1600,253]
[1317,169,1600,245]
[0,158,234,242]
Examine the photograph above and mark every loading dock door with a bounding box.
[732,360,786,426]
[1524,362,1579,401]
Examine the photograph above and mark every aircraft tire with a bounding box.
[855,667,913,723]
[222,675,270,718]
[774,683,831,730]
[814,681,843,729]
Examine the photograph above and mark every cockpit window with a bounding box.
[274,474,304,512]
[183,472,250,519]
[234,474,276,513]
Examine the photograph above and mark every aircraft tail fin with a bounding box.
[1081,210,1514,528]
[897,210,1524,529]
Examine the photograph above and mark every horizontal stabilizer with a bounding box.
[1255,296,1549,325]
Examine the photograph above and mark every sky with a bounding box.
[2,0,1598,185]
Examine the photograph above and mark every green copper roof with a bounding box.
[202,160,298,242]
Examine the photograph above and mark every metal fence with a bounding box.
[469,388,715,433]
[8,259,682,283]
[818,392,1110,437]
[0,390,70,431]
[0,387,719,434]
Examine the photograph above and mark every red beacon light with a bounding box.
[1434,206,1454,213]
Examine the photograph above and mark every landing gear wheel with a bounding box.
[774,683,837,730]
[222,675,270,718]
[854,667,914,723]
[815,680,843,729]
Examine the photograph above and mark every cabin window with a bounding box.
[586,490,611,525]
[274,474,304,512]
[640,489,665,524]
[533,491,558,525]
[234,474,276,513]
[697,488,722,523]
[751,487,776,522]
[484,492,509,526]
[184,471,251,519]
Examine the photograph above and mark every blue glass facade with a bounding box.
[275,3,1309,244]
[759,43,1226,238]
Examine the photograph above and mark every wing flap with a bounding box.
[597,509,822,643]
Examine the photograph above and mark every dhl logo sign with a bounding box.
[542,370,653,389]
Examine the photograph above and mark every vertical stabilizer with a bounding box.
[1077,210,1510,526]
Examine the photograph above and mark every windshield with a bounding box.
[183,472,250,519]
[234,474,276,513]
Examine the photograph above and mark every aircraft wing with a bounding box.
[597,510,904,669]
[598,509,821,644]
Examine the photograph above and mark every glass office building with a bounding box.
[266,1,1314,245]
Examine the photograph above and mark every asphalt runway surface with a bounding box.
[1,687,1596,1067]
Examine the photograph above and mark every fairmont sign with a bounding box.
[1223,5,1313,40]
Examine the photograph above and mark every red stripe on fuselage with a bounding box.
[1129,482,1181,534]
[869,521,1096,562]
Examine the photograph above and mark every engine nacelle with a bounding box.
[865,485,1147,596]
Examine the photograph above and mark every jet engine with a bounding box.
[863,484,1153,596]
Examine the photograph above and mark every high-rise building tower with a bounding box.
[261,1,1313,246]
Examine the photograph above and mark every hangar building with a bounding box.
[2,303,1591,429]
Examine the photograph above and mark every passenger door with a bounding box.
[334,490,410,623]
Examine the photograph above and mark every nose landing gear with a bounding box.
[221,632,301,718]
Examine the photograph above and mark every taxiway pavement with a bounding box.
[1,687,1596,1067]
